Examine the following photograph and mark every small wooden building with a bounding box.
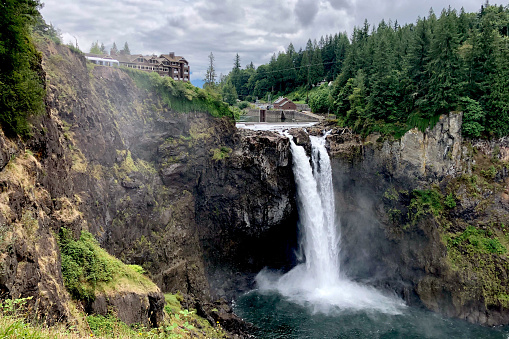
[273,97,297,110]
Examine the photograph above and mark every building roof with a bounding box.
[274,97,296,107]
[160,54,188,64]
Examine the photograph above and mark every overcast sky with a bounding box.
[40,0,485,85]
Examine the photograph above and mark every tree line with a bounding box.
[218,3,509,138]
[89,41,130,55]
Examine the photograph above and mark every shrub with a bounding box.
[444,192,457,209]
[237,101,249,110]
[212,146,231,160]
[408,189,444,224]
[448,226,506,255]
[308,85,331,113]
[58,228,113,301]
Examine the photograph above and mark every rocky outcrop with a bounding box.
[89,291,164,327]
[320,113,509,326]
[196,129,297,298]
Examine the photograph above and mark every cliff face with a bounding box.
[326,113,509,326]
[0,40,296,329]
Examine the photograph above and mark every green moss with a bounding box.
[211,146,231,161]
[383,187,399,201]
[444,192,457,209]
[113,150,139,179]
[481,165,497,179]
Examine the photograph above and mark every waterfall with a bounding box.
[256,132,405,314]
[292,135,340,287]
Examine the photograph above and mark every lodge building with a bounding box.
[84,51,190,82]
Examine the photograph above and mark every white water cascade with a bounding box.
[256,133,405,314]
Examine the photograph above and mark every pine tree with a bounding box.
[407,16,432,108]
[299,51,310,88]
[122,41,130,55]
[425,8,462,116]
[111,42,118,55]
[233,53,241,71]
[310,48,324,85]
[204,52,216,88]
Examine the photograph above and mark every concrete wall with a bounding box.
[266,110,320,122]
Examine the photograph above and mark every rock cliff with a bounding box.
[0,40,296,334]
[322,113,509,326]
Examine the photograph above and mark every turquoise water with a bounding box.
[234,290,509,339]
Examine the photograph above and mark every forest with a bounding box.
[221,4,509,138]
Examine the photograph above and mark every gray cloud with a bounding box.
[327,0,353,10]
[41,0,485,84]
[294,0,320,27]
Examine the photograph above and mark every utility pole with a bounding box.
[307,62,310,102]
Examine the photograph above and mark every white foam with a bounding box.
[256,133,405,315]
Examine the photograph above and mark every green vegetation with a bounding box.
[163,294,228,339]
[448,226,506,255]
[221,4,509,138]
[211,146,231,160]
[444,192,457,209]
[0,294,227,338]
[0,0,46,137]
[58,228,157,302]
[123,68,234,119]
[408,188,444,223]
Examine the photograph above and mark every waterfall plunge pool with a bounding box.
[234,290,509,339]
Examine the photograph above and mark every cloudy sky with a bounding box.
[41,0,485,86]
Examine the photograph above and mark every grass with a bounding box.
[0,293,229,339]
[58,228,158,302]
[162,293,228,339]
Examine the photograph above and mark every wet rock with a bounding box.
[88,291,165,327]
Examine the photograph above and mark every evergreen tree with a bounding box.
[0,0,45,136]
[204,52,216,88]
[233,53,241,71]
[310,48,324,85]
[299,51,310,88]
[222,80,238,105]
[407,16,432,109]
[100,42,106,54]
[122,41,130,55]
[111,42,118,55]
[425,8,462,116]
[90,41,101,54]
